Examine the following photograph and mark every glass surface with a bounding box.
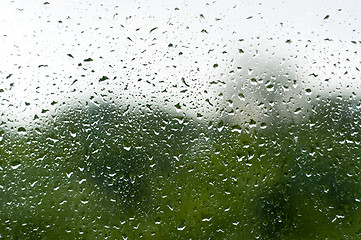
[1,0,361,239]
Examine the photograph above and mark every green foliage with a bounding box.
[1,99,361,239]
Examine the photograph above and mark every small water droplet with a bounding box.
[294,107,302,114]
[177,220,186,231]
[266,84,274,92]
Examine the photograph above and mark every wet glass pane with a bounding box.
[1,0,361,239]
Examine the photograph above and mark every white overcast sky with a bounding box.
[0,0,360,126]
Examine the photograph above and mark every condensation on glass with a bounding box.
[0,0,361,239]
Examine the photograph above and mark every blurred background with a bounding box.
[1,0,360,127]
[1,0,361,239]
